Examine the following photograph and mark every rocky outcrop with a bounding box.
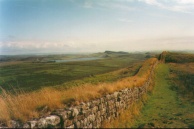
[1,62,157,128]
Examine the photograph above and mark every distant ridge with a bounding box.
[104,51,129,54]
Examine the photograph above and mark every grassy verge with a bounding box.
[0,58,157,126]
[131,64,194,128]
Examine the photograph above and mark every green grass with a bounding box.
[131,64,194,128]
[164,52,194,63]
[53,62,142,91]
[169,63,194,100]
[0,54,145,92]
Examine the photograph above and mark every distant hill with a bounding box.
[104,51,129,54]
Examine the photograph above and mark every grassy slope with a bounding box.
[0,58,157,124]
[0,54,145,92]
[165,52,194,63]
[131,64,194,128]
[169,63,194,100]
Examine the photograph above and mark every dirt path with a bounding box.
[131,64,194,128]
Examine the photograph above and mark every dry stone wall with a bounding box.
[3,62,157,128]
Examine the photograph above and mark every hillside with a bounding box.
[0,57,157,127]
[1,51,194,128]
[130,52,194,128]
[0,52,146,92]
[101,52,194,128]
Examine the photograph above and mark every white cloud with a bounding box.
[140,0,162,6]
[81,0,136,11]
[80,0,194,13]
[0,41,71,50]
[177,0,194,4]
[140,0,194,13]
[99,2,135,11]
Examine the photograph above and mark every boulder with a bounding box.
[37,115,61,128]
[45,115,61,127]
[9,120,20,128]
[71,108,79,118]
[23,123,30,128]
[28,120,37,128]
[37,118,47,128]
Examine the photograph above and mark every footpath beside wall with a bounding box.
[3,62,157,128]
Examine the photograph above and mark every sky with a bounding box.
[0,0,194,55]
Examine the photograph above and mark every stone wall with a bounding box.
[4,62,157,128]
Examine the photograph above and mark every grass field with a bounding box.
[131,64,194,128]
[0,52,146,92]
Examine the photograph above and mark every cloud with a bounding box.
[80,0,194,13]
[178,0,194,4]
[139,0,194,13]
[0,41,72,51]
[0,39,101,54]
[100,1,135,11]
[81,0,136,11]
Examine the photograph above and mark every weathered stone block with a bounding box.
[79,120,84,128]
[100,108,106,115]
[23,123,30,128]
[83,109,92,117]
[51,109,66,120]
[45,115,61,127]
[9,120,21,128]
[74,121,80,128]
[100,98,104,103]
[64,119,73,127]
[87,114,95,123]
[92,120,97,128]
[86,102,91,107]
[66,110,72,119]
[98,105,102,110]
[27,120,37,128]
[105,94,111,100]
[83,118,87,127]
[88,123,93,128]
[77,114,84,121]
[71,108,79,118]
[66,124,74,128]
[37,118,47,128]
[92,99,100,105]
[92,106,98,113]
[96,111,101,117]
